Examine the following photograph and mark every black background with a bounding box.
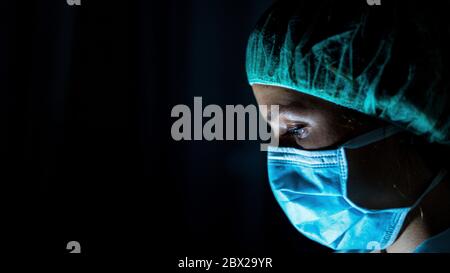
[1,0,330,265]
[3,0,450,270]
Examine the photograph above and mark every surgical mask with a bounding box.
[267,125,447,251]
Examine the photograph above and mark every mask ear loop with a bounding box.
[343,125,405,149]
[410,169,448,210]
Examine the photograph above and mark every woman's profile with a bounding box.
[246,0,450,253]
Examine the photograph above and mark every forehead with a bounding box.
[251,84,343,112]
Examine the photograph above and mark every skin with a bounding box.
[252,84,450,253]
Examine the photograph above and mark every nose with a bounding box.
[263,107,287,138]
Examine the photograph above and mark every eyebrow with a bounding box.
[267,102,309,123]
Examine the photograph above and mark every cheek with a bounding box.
[301,112,351,150]
[345,144,415,209]
[301,129,336,150]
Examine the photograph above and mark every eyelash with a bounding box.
[287,126,309,139]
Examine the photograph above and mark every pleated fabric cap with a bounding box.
[246,0,450,145]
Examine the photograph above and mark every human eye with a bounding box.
[287,125,310,140]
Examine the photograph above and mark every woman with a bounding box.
[246,0,450,253]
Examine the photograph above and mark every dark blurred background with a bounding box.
[0,0,328,263]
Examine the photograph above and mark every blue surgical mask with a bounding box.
[267,125,447,251]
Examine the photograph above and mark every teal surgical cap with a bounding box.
[246,0,450,145]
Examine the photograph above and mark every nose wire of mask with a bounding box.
[266,125,447,251]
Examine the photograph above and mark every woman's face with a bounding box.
[252,84,433,210]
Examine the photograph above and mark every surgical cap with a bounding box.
[246,0,450,145]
